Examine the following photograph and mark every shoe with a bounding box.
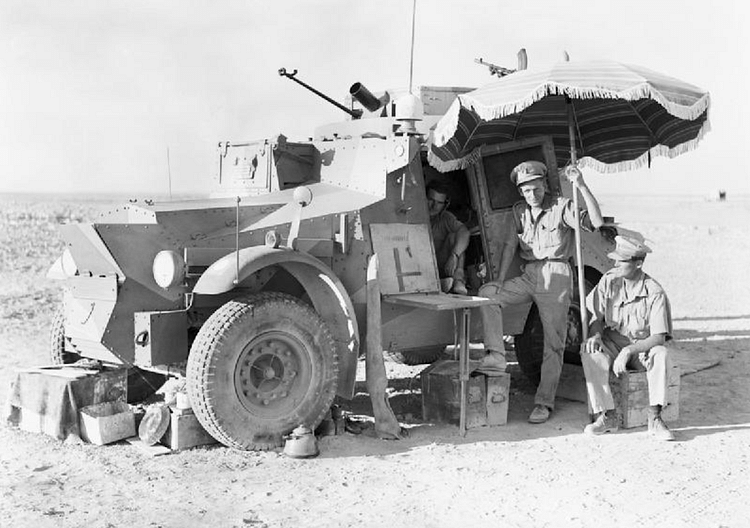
[528,405,551,424]
[584,411,619,435]
[649,416,675,441]
[451,279,468,296]
[476,350,506,376]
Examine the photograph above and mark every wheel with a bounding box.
[50,307,80,365]
[186,292,339,451]
[384,346,445,366]
[50,306,166,403]
[514,276,596,386]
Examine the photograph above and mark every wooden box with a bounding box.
[80,401,135,445]
[612,365,680,428]
[11,366,127,439]
[163,407,218,450]
[485,373,510,426]
[421,360,509,429]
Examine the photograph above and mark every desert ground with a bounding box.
[1,193,749,528]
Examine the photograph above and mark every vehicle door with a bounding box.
[464,136,559,335]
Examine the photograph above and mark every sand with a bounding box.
[1,193,749,528]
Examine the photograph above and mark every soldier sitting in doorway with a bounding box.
[426,181,470,296]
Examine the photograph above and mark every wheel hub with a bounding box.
[234,332,310,415]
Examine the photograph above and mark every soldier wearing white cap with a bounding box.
[478,160,604,424]
[581,235,676,440]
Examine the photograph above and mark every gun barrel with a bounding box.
[350,83,388,113]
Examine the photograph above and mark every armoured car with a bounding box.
[48,72,633,449]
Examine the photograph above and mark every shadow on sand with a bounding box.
[324,332,749,455]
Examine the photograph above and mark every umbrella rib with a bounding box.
[512,111,526,141]
[626,100,659,148]
[570,100,585,161]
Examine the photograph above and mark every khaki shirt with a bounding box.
[586,269,673,342]
[512,195,593,261]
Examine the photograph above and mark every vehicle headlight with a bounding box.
[153,250,185,289]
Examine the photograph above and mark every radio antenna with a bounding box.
[166,146,173,199]
[408,0,417,93]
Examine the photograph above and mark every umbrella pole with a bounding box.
[567,98,589,346]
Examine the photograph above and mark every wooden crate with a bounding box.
[421,360,509,429]
[163,407,218,450]
[612,365,680,428]
[11,366,127,439]
[486,373,510,426]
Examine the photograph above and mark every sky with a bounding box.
[1,0,748,198]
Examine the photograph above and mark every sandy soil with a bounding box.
[1,194,749,528]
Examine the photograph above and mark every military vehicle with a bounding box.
[47,68,633,450]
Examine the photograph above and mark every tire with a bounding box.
[514,276,595,386]
[50,307,80,365]
[186,292,339,451]
[50,306,166,403]
[384,346,445,366]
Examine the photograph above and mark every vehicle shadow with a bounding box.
[326,363,592,457]
[327,331,749,455]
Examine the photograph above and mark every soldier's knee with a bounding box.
[479,282,502,298]
[581,350,608,370]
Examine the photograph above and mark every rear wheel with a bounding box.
[514,275,596,385]
[187,292,338,451]
[384,345,445,366]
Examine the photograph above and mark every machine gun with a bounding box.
[279,67,362,119]
[279,68,390,119]
[475,48,528,77]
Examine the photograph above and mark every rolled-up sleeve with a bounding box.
[561,199,595,232]
[444,211,466,234]
[648,291,673,340]
[586,281,606,323]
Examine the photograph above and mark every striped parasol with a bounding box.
[427,58,710,345]
[428,59,711,173]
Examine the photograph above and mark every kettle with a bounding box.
[283,425,319,458]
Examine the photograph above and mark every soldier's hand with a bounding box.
[564,165,584,187]
[613,348,631,377]
[584,334,603,354]
[638,351,652,369]
[444,253,459,276]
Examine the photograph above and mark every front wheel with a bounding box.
[186,292,339,451]
[50,307,80,365]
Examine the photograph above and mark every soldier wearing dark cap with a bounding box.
[478,160,604,424]
[581,235,676,440]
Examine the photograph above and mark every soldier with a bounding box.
[581,235,675,441]
[478,160,603,422]
[427,182,470,295]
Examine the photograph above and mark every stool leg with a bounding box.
[459,307,471,436]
